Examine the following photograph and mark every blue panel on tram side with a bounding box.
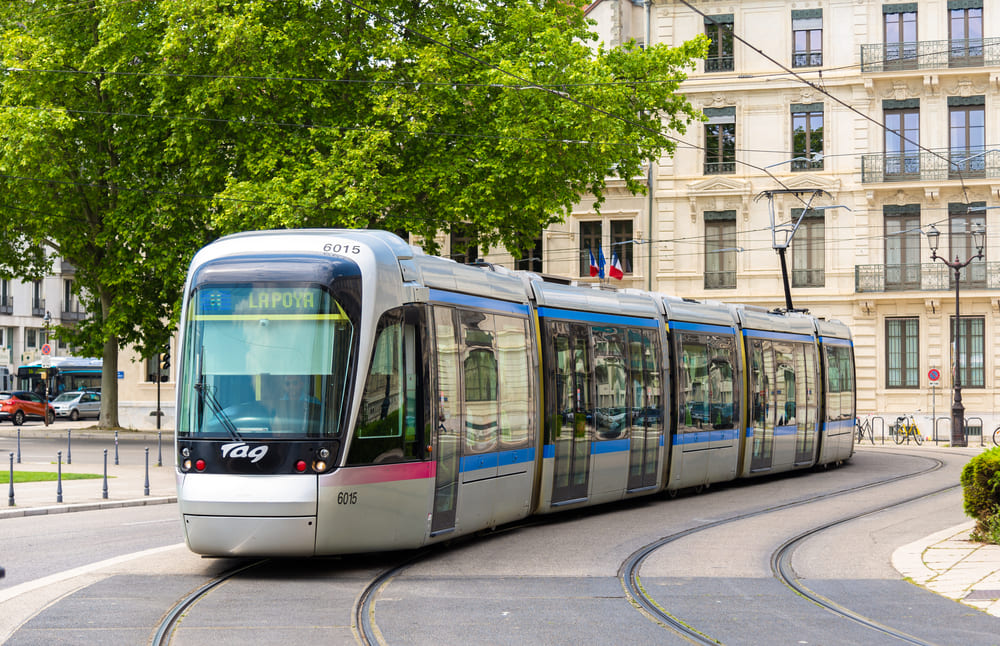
[460,448,536,473]
[591,438,630,455]
[774,424,799,437]
[820,336,854,348]
[825,419,855,433]
[672,428,740,445]
[498,447,535,467]
[429,288,530,316]
[460,452,499,473]
[743,328,815,343]
[543,444,555,459]
[536,307,660,329]
[668,320,736,336]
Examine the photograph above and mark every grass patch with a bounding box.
[1,471,103,484]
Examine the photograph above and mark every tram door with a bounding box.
[749,338,775,472]
[431,307,460,534]
[627,329,662,491]
[550,322,592,504]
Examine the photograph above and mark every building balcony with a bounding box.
[31,299,46,317]
[61,304,86,321]
[704,56,733,73]
[861,37,1000,73]
[855,262,995,293]
[860,149,1000,184]
[0,296,11,315]
[705,270,736,290]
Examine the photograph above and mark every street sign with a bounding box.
[928,368,940,382]
[41,355,51,368]
[40,343,51,356]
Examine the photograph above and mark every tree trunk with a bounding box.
[99,334,120,428]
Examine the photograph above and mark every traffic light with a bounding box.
[159,349,170,382]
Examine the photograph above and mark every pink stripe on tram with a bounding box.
[321,461,436,486]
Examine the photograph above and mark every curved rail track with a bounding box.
[620,453,948,645]
[153,451,956,646]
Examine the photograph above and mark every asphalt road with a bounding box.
[1,445,997,645]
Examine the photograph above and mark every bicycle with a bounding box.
[856,417,874,445]
[892,414,923,445]
[991,425,1000,447]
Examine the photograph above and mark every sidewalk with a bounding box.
[856,440,1000,618]
[893,522,1000,617]
[1,424,177,519]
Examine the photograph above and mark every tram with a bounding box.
[174,230,855,557]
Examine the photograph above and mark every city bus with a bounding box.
[16,357,102,398]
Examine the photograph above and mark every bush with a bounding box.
[961,447,1000,544]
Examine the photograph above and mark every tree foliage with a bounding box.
[0,0,706,426]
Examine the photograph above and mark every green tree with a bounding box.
[1,0,706,427]
[0,1,212,426]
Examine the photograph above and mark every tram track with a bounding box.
[620,451,948,645]
[770,482,958,646]
[152,558,269,646]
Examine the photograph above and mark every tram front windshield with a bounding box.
[179,284,354,439]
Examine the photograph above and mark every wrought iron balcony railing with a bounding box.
[705,270,736,290]
[861,37,1000,73]
[31,299,46,317]
[704,56,734,73]
[0,296,11,315]
[855,262,998,293]
[704,161,736,175]
[861,149,1000,184]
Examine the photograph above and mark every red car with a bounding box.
[0,391,55,426]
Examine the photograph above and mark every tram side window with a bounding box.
[461,310,499,455]
[750,339,774,430]
[348,307,423,465]
[677,332,735,431]
[629,329,662,431]
[547,321,592,444]
[677,334,709,431]
[594,325,628,440]
[825,345,855,422]
[496,315,532,450]
[774,342,796,427]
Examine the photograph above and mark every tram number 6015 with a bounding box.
[323,243,362,255]
[337,491,358,505]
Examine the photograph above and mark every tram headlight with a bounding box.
[182,459,192,471]
[318,448,330,459]
[312,460,328,473]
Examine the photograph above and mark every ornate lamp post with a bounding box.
[927,221,986,447]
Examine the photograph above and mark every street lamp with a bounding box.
[927,221,986,447]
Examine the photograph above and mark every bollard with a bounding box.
[16,429,21,464]
[114,430,119,465]
[8,452,13,507]
[56,451,63,503]
[102,449,108,500]
[67,430,72,465]
[144,448,150,496]
[157,433,163,467]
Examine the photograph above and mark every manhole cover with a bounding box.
[964,589,1000,601]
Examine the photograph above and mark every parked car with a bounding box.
[52,391,101,421]
[0,391,55,425]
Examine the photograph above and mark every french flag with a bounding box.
[609,251,624,280]
[597,246,606,279]
[589,248,599,277]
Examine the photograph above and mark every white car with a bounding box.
[52,391,101,421]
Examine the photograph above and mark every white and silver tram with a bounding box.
[175,230,856,556]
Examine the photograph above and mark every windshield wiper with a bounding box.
[194,381,243,441]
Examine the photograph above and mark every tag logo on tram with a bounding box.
[221,442,269,463]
